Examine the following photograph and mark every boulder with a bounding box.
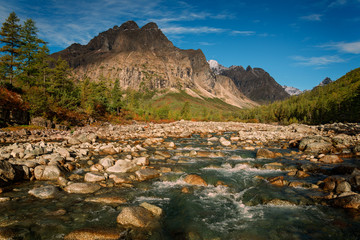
[299,136,332,153]
[266,199,296,206]
[0,161,23,187]
[64,183,101,194]
[106,160,137,173]
[335,181,352,194]
[135,169,160,181]
[134,157,149,166]
[184,174,207,186]
[219,137,231,147]
[268,176,288,187]
[256,148,276,159]
[319,155,343,164]
[116,206,159,228]
[56,148,70,158]
[64,228,126,240]
[100,147,117,155]
[84,172,106,182]
[34,165,62,180]
[99,157,115,169]
[140,202,163,217]
[28,185,59,199]
[330,194,360,209]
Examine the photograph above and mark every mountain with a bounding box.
[208,60,227,75]
[210,62,290,103]
[52,21,257,109]
[282,85,303,96]
[318,77,333,87]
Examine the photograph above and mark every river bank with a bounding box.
[0,121,360,239]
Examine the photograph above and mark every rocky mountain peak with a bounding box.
[319,77,333,86]
[119,20,140,30]
[220,64,290,103]
[141,22,159,30]
[208,59,227,74]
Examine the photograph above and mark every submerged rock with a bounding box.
[135,168,160,181]
[184,174,207,186]
[319,155,343,164]
[330,194,360,209]
[117,206,160,228]
[64,228,126,240]
[85,196,127,204]
[256,148,276,159]
[28,185,59,199]
[64,183,101,194]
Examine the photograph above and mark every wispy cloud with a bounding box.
[292,55,345,66]
[319,41,360,54]
[198,42,215,46]
[162,26,225,34]
[300,14,323,21]
[231,30,256,36]
[329,0,347,8]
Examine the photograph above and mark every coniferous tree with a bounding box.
[18,18,48,87]
[111,78,122,114]
[0,12,21,84]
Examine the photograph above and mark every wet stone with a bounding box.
[117,206,160,228]
[28,185,59,199]
[64,183,101,194]
[64,228,127,240]
[184,174,207,186]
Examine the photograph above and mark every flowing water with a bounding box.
[1,133,360,239]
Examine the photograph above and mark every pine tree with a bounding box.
[0,12,21,84]
[18,18,48,87]
[111,78,122,114]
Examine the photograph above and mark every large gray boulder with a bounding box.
[34,165,62,180]
[299,136,333,153]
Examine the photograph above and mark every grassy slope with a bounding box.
[148,90,243,120]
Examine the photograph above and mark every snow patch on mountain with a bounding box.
[208,59,228,74]
[282,85,303,96]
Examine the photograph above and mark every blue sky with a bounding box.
[1,0,359,90]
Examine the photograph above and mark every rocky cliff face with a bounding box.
[52,21,256,108]
[218,65,290,103]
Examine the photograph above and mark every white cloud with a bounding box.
[329,0,347,8]
[162,26,225,34]
[231,30,256,36]
[292,55,345,66]
[320,41,360,54]
[300,14,323,21]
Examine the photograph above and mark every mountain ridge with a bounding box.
[208,59,289,103]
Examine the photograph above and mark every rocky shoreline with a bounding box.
[0,121,360,239]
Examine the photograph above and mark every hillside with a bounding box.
[242,67,360,124]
